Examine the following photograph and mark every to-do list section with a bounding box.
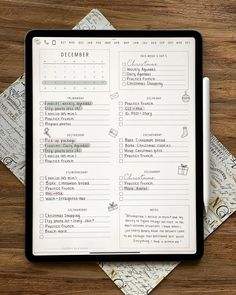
[32,37,196,255]
[119,51,188,90]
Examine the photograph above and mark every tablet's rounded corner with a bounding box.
[194,244,204,260]
[25,249,36,262]
[24,30,37,44]
[191,30,202,43]
[25,247,38,262]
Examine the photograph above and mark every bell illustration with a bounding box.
[182,90,190,103]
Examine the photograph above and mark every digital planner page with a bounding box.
[32,37,196,255]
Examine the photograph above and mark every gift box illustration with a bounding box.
[178,164,189,175]
[108,201,118,211]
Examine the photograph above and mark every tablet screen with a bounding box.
[31,35,198,256]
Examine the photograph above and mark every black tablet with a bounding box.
[25,30,203,261]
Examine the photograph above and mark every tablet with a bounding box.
[25,30,203,261]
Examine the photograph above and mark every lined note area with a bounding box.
[39,214,111,241]
[119,101,189,127]
[119,177,189,201]
[40,100,111,127]
[39,176,111,202]
[119,51,188,90]
[40,139,111,164]
[40,49,110,91]
[119,205,190,248]
[118,137,189,164]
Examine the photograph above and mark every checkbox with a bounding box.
[40,176,44,180]
[40,187,44,191]
[40,181,44,185]
[40,154,44,159]
[119,176,123,180]
[119,101,123,105]
[119,117,123,121]
[40,107,44,111]
[119,107,123,111]
[119,149,123,153]
[122,82,126,86]
[122,77,126,81]
[119,122,123,126]
[40,144,44,148]
[40,214,44,218]
[122,72,126,76]
[40,219,44,223]
[119,192,123,196]
[119,112,123,116]
[40,149,44,153]
[39,235,44,239]
[40,224,44,228]
[119,143,123,148]
[119,154,123,158]
[40,160,44,163]
[122,67,126,71]
[40,139,44,143]
[119,181,123,185]
[40,197,44,201]
[40,112,44,116]
[122,62,126,66]
[119,186,123,191]
[119,138,123,142]
[40,192,44,196]
[40,230,44,234]
[40,117,44,121]
[119,159,123,163]
[119,197,123,201]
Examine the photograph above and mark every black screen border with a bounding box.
[25,30,203,262]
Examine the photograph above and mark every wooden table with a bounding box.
[0,1,235,294]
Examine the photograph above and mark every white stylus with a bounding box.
[203,77,210,213]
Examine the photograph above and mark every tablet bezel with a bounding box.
[25,30,203,262]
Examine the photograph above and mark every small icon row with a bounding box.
[34,39,56,45]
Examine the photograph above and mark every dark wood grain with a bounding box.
[0,0,235,294]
